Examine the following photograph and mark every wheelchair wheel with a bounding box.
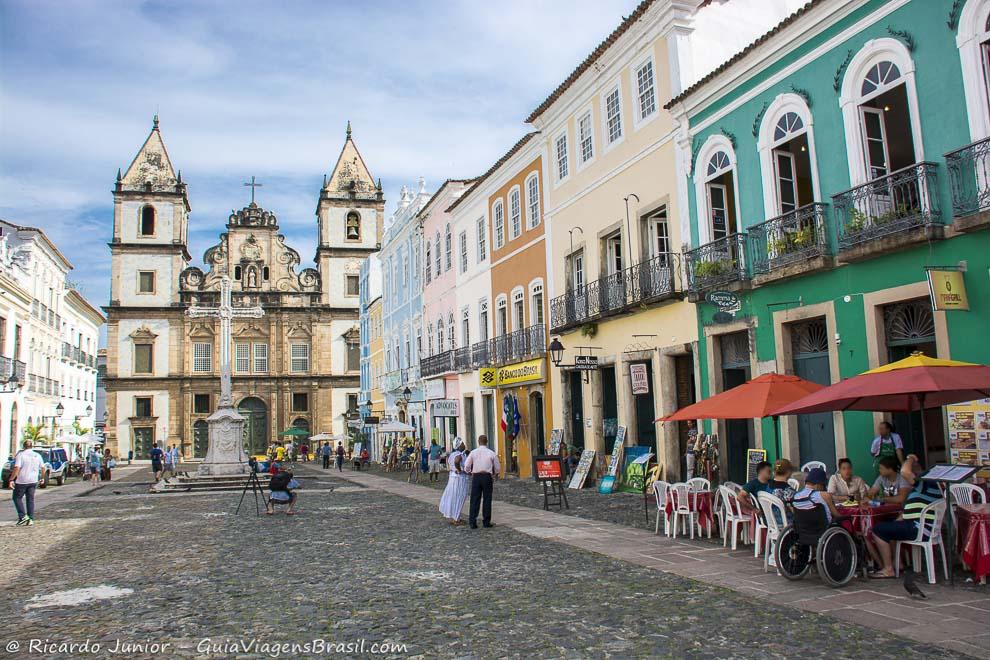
[776,526,811,581]
[817,527,857,588]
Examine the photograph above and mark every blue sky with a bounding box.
[0,0,641,312]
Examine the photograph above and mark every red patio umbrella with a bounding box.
[657,372,825,457]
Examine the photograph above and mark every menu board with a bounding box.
[947,398,990,480]
[548,428,564,455]
[567,449,597,490]
[605,425,627,477]
[746,448,767,483]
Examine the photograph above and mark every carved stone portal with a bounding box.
[198,406,249,476]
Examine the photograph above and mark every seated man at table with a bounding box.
[792,467,843,524]
[828,458,868,501]
[865,456,911,505]
[737,461,773,513]
[865,454,943,579]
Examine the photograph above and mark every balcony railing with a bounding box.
[453,346,472,372]
[832,162,942,251]
[420,351,454,379]
[493,324,546,365]
[685,234,748,294]
[549,254,680,332]
[471,339,492,368]
[0,357,26,385]
[946,137,990,218]
[749,203,830,275]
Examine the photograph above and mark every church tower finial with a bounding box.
[346,120,352,140]
[153,114,160,130]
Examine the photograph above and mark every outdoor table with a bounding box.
[665,490,714,534]
[836,503,901,537]
[957,503,990,584]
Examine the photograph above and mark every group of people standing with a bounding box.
[84,446,116,482]
[148,443,180,480]
[438,435,500,529]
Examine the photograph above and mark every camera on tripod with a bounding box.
[248,456,258,472]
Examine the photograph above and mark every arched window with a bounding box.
[433,232,441,276]
[526,174,541,229]
[839,38,922,185]
[425,240,432,283]
[508,187,522,239]
[139,205,155,236]
[957,0,990,140]
[492,200,505,249]
[234,265,242,280]
[511,288,525,331]
[495,295,508,336]
[263,266,270,280]
[529,280,545,328]
[427,323,434,355]
[447,313,455,349]
[694,137,739,244]
[345,211,361,240]
[444,223,452,271]
[758,94,819,218]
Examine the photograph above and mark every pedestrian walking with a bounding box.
[149,442,165,480]
[86,446,101,483]
[102,448,115,481]
[10,439,43,525]
[170,445,180,475]
[163,444,174,476]
[464,435,500,529]
[335,441,345,471]
[321,442,331,469]
[438,438,469,524]
[428,439,442,483]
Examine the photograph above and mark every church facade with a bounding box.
[104,119,383,459]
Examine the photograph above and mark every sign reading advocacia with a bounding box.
[927,268,969,311]
[479,358,545,387]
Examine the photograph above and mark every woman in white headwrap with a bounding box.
[438,437,470,525]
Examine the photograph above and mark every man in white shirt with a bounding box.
[10,439,44,526]
[463,435,500,529]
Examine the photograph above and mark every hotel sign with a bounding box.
[927,269,969,311]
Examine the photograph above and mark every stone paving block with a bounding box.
[928,603,990,624]
[893,616,982,642]
[862,600,946,625]
[829,607,909,632]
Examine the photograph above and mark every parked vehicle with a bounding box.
[1,447,68,488]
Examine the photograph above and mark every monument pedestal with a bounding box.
[198,406,249,476]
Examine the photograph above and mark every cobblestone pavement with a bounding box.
[0,466,967,659]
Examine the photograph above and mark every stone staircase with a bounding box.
[150,471,271,493]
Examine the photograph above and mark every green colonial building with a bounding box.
[667,0,990,483]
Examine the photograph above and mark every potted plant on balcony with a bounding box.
[694,258,736,281]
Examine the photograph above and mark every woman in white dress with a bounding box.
[439,438,470,525]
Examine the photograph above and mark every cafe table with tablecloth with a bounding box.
[665,489,715,534]
[835,502,901,537]
[957,503,990,584]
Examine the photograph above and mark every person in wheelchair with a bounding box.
[778,468,859,587]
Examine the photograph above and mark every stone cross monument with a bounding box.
[186,276,264,475]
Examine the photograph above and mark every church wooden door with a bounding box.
[238,397,268,456]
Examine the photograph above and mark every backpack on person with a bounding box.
[269,472,292,492]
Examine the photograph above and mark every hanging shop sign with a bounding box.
[495,358,544,387]
[706,290,742,313]
[430,399,460,417]
[573,355,599,371]
[746,448,767,483]
[479,367,497,388]
[362,416,380,425]
[630,363,650,395]
[927,269,969,311]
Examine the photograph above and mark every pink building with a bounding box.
[418,179,473,448]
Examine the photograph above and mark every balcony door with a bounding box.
[707,183,729,241]
[603,232,624,312]
[774,150,798,215]
[567,251,586,323]
[860,106,891,181]
[642,207,672,299]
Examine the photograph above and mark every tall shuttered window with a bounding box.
[192,342,212,373]
[291,344,310,372]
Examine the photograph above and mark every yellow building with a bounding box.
[368,295,384,420]
[527,1,700,480]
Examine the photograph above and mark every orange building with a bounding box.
[484,137,551,478]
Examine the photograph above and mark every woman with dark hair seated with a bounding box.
[827,458,868,501]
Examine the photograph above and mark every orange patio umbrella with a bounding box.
[657,372,825,457]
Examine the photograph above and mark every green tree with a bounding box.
[21,423,49,445]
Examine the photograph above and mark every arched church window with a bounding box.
[346,211,361,240]
[234,266,242,281]
[140,205,155,236]
[263,266,270,280]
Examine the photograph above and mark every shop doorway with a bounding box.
[481,393,494,452]
[790,318,835,470]
[601,366,618,451]
[720,331,753,483]
[568,370,585,450]
[675,355,696,480]
[530,392,546,456]
[883,299,945,463]
[631,361,657,447]
[464,395,476,447]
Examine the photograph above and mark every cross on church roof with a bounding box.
[243,176,263,204]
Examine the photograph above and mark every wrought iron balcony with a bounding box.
[749,203,830,275]
[471,339,492,368]
[420,351,454,378]
[492,324,546,365]
[685,234,748,294]
[549,254,680,333]
[453,346,472,372]
[0,357,25,386]
[832,162,942,251]
[946,137,990,219]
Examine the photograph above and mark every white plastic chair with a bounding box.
[652,480,671,536]
[801,461,826,473]
[894,499,948,585]
[787,478,800,491]
[756,492,787,573]
[948,483,986,542]
[687,477,710,492]
[723,481,742,493]
[718,485,750,550]
[670,483,699,539]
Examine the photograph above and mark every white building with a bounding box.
[0,220,103,461]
